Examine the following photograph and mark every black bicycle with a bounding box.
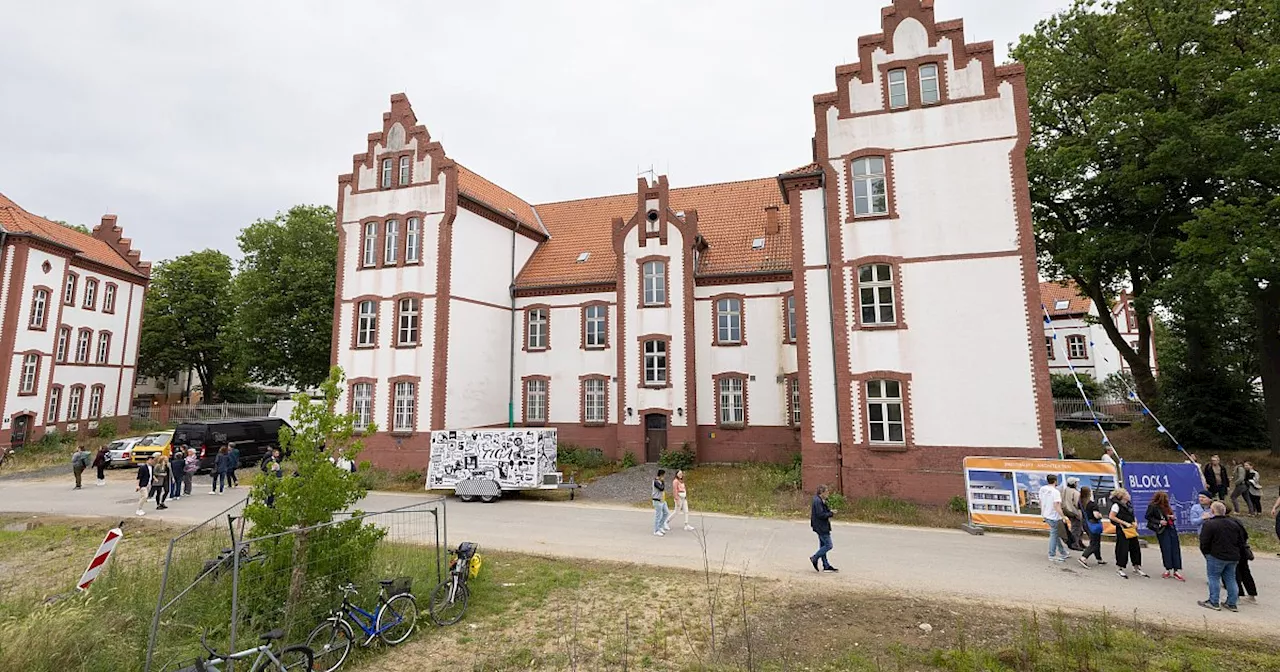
[304,579,418,671]
[429,542,478,626]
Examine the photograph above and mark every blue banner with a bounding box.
[1122,462,1203,535]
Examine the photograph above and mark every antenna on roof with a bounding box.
[638,165,657,184]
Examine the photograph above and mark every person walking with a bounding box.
[183,448,198,496]
[664,469,694,531]
[1108,487,1148,579]
[1144,491,1184,581]
[1203,455,1230,502]
[1078,486,1107,568]
[228,444,241,487]
[135,456,155,516]
[1235,521,1258,604]
[1243,463,1262,516]
[1190,490,1214,533]
[92,444,110,486]
[264,449,284,508]
[1273,494,1280,553]
[1230,460,1249,513]
[70,445,91,489]
[1198,501,1245,612]
[651,469,670,536]
[210,445,233,495]
[150,453,170,510]
[168,450,185,501]
[809,484,837,572]
[1062,477,1084,551]
[1039,474,1069,562]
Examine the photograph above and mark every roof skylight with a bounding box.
[575,252,590,263]
[1054,299,1071,310]
[751,238,766,250]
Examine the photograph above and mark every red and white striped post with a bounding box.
[77,524,123,591]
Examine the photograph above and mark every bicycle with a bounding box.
[176,628,313,671]
[429,542,478,626]
[304,578,418,671]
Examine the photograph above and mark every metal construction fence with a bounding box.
[1052,395,1145,425]
[144,497,448,672]
[132,403,275,423]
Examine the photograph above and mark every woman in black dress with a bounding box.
[1077,486,1107,568]
[1107,488,1149,579]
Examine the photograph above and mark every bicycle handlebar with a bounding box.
[200,630,222,658]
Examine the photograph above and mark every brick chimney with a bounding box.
[764,206,780,235]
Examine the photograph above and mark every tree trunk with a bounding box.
[285,526,311,625]
[1254,287,1280,457]
[1076,278,1160,404]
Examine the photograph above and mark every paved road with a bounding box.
[3,476,1277,633]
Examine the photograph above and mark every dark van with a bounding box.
[172,418,290,473]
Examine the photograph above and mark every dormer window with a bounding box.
[919,64,940,104]
[887,69,908,109]
[398,156,411,186]
[381,158,393,188]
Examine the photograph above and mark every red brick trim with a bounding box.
[850,371,914,452]
[636,333,673,389]
[850,255,908,331]
[522,304,552,352]
[74,327,93,363]
[353,213,431,270]
[521,374,550,426]
[16,351,42,396]
[843,149,898,222]
[450,295,508,312]
[28,285,52,330]
[459,197,548,243]
[711,371,750,429]
[878,57,950,112]
[82,277,99,311]
[513,281,617,298]
[375,151,414,190]
[63,271,78,305]
[0,241,30,425]
[91,214,152,277]
[96,330,113,364]
[785,373,802,428]
[347,378,377,431]
[580,301,609,351]
[350,295,382,350]
[55,325,71,363]
[898,249,1020,265]
[1066,334,1088,360]
[710,293,747,347]
[88,383,106,419]
[579,374,609,426]
[47,384,64,424]
[390,293,427,348]
[387,375,421,436]
[694,271,793,287]
[636,255,671,308]
[430,161,459,431]
[102,282,119,314]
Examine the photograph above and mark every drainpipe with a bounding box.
[508,212,517,428]
[819,187,845,492]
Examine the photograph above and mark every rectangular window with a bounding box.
[76,331,91,363]
[858,264,896,325]
[1125,305,1137,331]
[363,222,377,267]
[397,298,419,345]
[48,387,62,424]
[29,289,48,328]
[384,220,398,264]
[718,377,745,426]
[642,261,666,306]
[527,308,548,350]
[716,298,742,344]
[866,379,904,444]
[19,354,38,394]
[381,158,393,188]
[357,301,377,347]
[64,274,77,305]
[888,68,908,108]
[852,157,889,216]
[56,327,70,363]
[103,284,117,313]
[584,304,606,348]
[398,156,411,185]
[405,218,420,263]
[88,387,103,419]
[97,333,111,364]
[786,294,796,342]
[790,377,802,426]
[1045,336,1054,359]
[919,64,940,104]
[393,382,415,432]
[583,378,605,424]
[83,279,97,309]
[67,387,83,421]
[352,383,372,429]
[643,339,667,386]
[1067,335,1088,359]
[525,379,547,423]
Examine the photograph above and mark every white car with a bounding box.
[105,436,147,468]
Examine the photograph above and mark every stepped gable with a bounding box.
[0,192,148,278]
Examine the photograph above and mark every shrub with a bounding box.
[781,452,803,490]
[558,443,609,469]
[96,422,117,440]
[130,417,161,432]
[949,495,968,514]
[658,443,695,471]
[1051,373,1100,399]
[621,451,638,469]
[826,492,848,510]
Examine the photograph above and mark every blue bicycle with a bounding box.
[303,579,417,671]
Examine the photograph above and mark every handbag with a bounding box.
[1243,544,1255,561]
[1088,521,1103,535]
[1121,525,1139,539]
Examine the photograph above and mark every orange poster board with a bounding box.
[962,457,1118,533]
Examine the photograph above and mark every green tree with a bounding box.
[1051,373,1101,400]
[232,205,337,391]
[137,250,239,401]
[53,220,91,235]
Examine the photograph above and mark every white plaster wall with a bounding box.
[340,212,444,301]
[349,136,440,219]
[799,188,828,268]
[693,281,796,427]
[847,22,988,114]
[847,256,1039,449]
[3,354,49,424]
[512,292,617,426]
[56,263,144,355]
[1045,316,1096,376]
[620,226,690,428]
[447,300,516,428]
[12,248,62,355]
[451,209,522,306]
[334,299,437,433]
[830,82,1018,160]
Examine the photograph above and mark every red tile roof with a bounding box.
[456,165,545,236]
[514,177,791,289]
[0,192,143,276]
[1040,281,1093,317]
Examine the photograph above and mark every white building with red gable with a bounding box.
[0,193,150,449]
[1040,281,1158,383]
[330,0,1058,503]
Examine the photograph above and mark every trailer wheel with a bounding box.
[480,494,498,503]
[458,494,476,503]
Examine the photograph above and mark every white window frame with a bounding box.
[919,64,940,104]
[525,379,547,423]
[67,387,83,421]
[866,379,905,445]
[642,261,666,306]
[56,327,70,363]
[76,331,91,363]
[1045,336,1054,359]
[1067,335,1088,359]
[357,301,377,347]
[83,279,97,309]
[48,387,62,423]
[398,155,411,185]
[393,381,415,432]
[858,264,896,325]
[352,383,372,429]
[97,333,110,364]
[63,274,77,305]
[887,68,908,108]
[583,378,605,424]
[718,377,745,426]
[405,218,420,263]
[29,289,48,328]
[527,309,548,350]
[397,298,419,345]
[381,158,393,188]
[103,284,116,313]
[716,298,742,344]
[88,386,103,419]
[643,339,667,386]
[584,304,606,348]
[384,220,398,264]
[852,157,889,216]
[790,377,802,426]
[19,354,38,394]
[786,294,796,342]
[363,222,377,267]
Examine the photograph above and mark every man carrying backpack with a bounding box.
[70,445,91,489]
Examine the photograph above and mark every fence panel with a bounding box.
[1053,395,1144,424]
[168,403,274,423]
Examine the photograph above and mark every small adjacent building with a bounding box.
[1040,281,1157,382]
[0,193,150,448]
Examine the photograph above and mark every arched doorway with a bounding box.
[10,413,35,448]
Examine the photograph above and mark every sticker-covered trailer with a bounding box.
[426,428,574,502]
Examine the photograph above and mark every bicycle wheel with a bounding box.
[429,578,470,626]
[375,593,419,645]
[305,618,354,671]
[255,645,314,671]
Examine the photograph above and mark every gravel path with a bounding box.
[578,465,657,503]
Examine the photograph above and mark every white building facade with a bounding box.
[1041,281,1158,382]
[0,194,150,448]
[331,0,1057,502]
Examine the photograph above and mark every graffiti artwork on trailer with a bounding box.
[427,428,558,490]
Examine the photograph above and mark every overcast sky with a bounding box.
[0,0,1070,264]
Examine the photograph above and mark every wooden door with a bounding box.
[644,413,667,463]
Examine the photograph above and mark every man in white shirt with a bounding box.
[1039,474,1069,562]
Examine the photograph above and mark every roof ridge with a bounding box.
[532,175,782,209]
[0,191,144,275]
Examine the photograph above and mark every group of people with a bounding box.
[650,468,694,536]
[1202,454,1266,516]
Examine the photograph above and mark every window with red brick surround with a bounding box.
[67,385,85,421]
[28,286,51,330]
[48,385,63,424]
[55,326,70,363]
[878,57,949,111]
[17,352,41,396]
[103,282,118,314]
[393,294,424,348]
[388,375,421,435]
[524,305,551,352]
[851,256,907,330]
[580,374,608,426]
[63,272,78,306]
[785,373,802,427]
[348,378,376,432]
[353,297,381,349]
[1044,336,1054,360]
[1066,335,1088,359]
[712,372,749,429]
[522,375,550,425]
[88,384,105,419]
[852,371,913,452]
[843,149,898,222]
[361,221,379,268]
[83,278,98,310]
[75,328,92,363]
[378,151,413,190]
[711,293,746,346]
[96,331,112,364]
[782,292,797,344]
[638,256,670,308]
[638,334,672,389]
[581,302,609,350]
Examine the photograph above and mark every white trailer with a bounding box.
[425,428,573,502]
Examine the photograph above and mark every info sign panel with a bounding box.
[962,457,1118,533]
[1121,462,1204,535]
